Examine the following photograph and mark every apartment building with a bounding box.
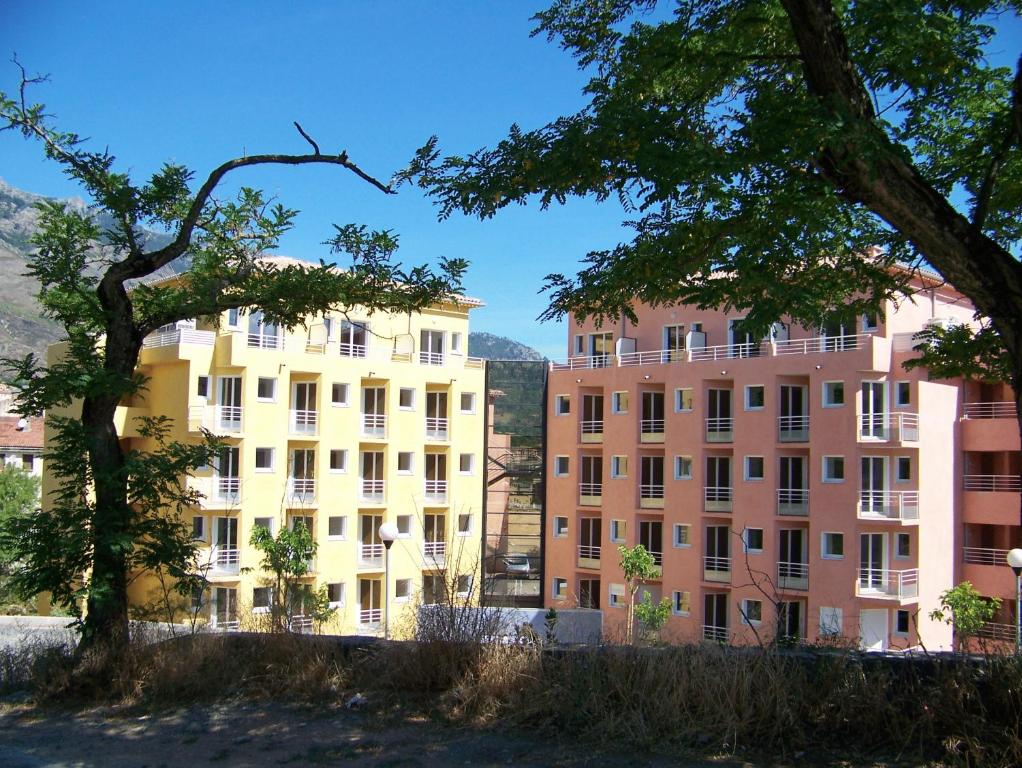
[544,271,1018,651]
[45,261,487,634]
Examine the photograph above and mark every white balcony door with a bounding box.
[859,532,887,590]
[426,391,447,419]
[861,381,886,438]
[421,329,445,363]
[859,609,889,651]
[248,311,279,345]
[214,587,237,626]
[664,324,685,353]
[214,517,237,549]
[728,318,759,357]
[780,385,807,419]
[217,376,242,429]
[708,388,732,421]
[860,456,887,513]
[360,515,382,546]
[291,449,315,480]
[293,382,317,412]
[779,528,806,565]
[215,446,240,481]
[363,386,385,416]
[425,453,447,481]
[359,578,381,614]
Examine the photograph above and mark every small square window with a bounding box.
[399,387,416,409]
[896,532,911,559]
[253,516,274,536]
[227,308,241,328]
[896,456,911,482]
[674,455,693,480]
[327,582,345,607]
[674,388,693,412]
[255,447,275,472]
[744,456,764,481]
[197,376,210,399]
[862,312,878,332]
[191,516,206,541]
[457,513,472,535]
[329,449,348,473]
[820,607,843,635]
[460,392,476,413]
[610,519,626,543]
[554,455,570,477]
[253,587,271,612]
[742,599,763,624]
[395,578,412,602]
[609,584,625,608]
[672,523,690,548]
[895,382,911,407]
[611,391,629,414]
[611,455,628,478]
[397,515,411,536]
[459,453,474,474]
[553,577,568,600]
[823,456,845,482]
[328,516,347,539]
[331,382,349,406]
[555,395,571,415]
[397,452,414,473]
[456,574,473,596]
[745,385,765,410]
[451,332,463,354]
[823,381,845,407]
[257,377,277,401]
[895,609,910,635]
[553,516,568,538]
[822,532,844,559]
[672,590,691,616]
[744,528,763,553]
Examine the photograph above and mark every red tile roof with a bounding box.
[0,416,44,450]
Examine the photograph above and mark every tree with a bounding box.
[929,581,1001,652]
[633,591,671,643]
[404,0,1022,509]
[618,543,661,644]
[0,464,39,605]
[249,521,334,633]
[0,67,465,653]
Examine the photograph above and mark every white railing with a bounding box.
[209,546,240,573]
[550,354,615,370]
[648,549,663,566]
[142,328,215,348]
[215,618,240,631]
[978,622,1016,641]
[424,479,448,502]
[639,483,664,500]
[775,334,863,355]
[215,476,240,503]
[702,625,730,643]
[289,409,318,435]
[579,482,603,499]
[777,488,809,515]
[705,486,733,503]
[691,342,763,361]
[704,555,732,574]
[291,615,314,633]
[425,417,449,440]
[247,332,283,350]
[595,334,868,369]
[705,417,733,440]
[859,412,919,442]
[419,351,445,366]
[423,541,446,564]
[857,568,919,599]
[619,349,684,366]
[964,474,1021,492]
[577,544,601,560]
[359,608,382,625]
[963,547,1011,566]
[640,418,665,434]
[359,543,383,566]
[963,402,1015,419]
[580,420,604,437]
[288,477,316,503]
[465,356,485,369]
[778,561,809,587]
[858,491,920,521]
[778,415,809,440]
[361,413,387,437]
[339,342,367,358]
[360,479,385,502]
[215,405,243,432]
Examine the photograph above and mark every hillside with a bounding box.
[467,332,544,361]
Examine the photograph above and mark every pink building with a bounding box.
[544,271,1019,651]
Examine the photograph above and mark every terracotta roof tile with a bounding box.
[0,416,44,450]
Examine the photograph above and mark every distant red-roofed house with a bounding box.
[0,415,44,478]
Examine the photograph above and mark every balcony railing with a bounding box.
[419,351,445,366]
[578,544,601,563]
[289,409,318,436]
[214,476,240,504]
[359,543,383,567]
[339,342,367,358]
[208,546,240,574]
[857,568,919,600]
[858,491,920,521]
[705,486,733,512]
[580,420,604,440]
[247,332,284,350]
[424,479,448,503]
[579,482,603,503]
[423,541,446,566]
[214,618,240,631]
[978,622,1016,641]
[702,624,730,643]
[425,417,449,440]
[360,479,385,502]
[775,334,863,355]
[964,474,1021,492]
[215,406,243,432]
[288,477,316,504]
[778,561,809,590]
[361,413,387,437]
[963,401,1015,419]
[963,546,1011,565]
[639,483,664,500]
[778,415,809,442]
[858,412,919,442]
[705,417,733,442]
[640,418,665,434]
[187,405,242,433]
[142,328,215,348]
[704,555,731,582]
[359,608,382,625]
[777,488,809,516]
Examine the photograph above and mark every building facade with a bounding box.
[544,272,1018,651]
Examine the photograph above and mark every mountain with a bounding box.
[468,332,545,361]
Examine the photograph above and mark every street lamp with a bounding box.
[1007,548,1022,655]
[379,522,399,641]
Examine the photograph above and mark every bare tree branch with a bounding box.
[293,121,320,155]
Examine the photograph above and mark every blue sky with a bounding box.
[2,2,1020,359]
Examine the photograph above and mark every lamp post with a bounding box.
[379,522,399,641]
[1007,549,1022,655]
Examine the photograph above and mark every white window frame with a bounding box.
[459,453,475,474]
[254,447,275,473]
[451,331,463,354]
[895,381,911,407]
[608,583,625,608]
[253,516,275,536]
[895,532,911,560]
[674,455,693,480]
[743,527,764,554]
[331,382,350,407]
[611,455,628,479]
[327,582,346,609]
[895,456,911,483]
[822,455,845,483]
[821,531,844,560]
[397,451,414,474]
[894,609,911,636]
[399,387,416,410]
[196,375,210,400]
[395,578,412,603]
[822,380,845,408]
[741,599,763,625]
[553,455,570,477]
[191,515,206,541]
[256,376,277,402]
[327,516,348,540]
[862,312,879,332]
[573,335,584,356]
[226,308,241,329]
[819,607,843,636]
[674,387,693,413]
[252,586,272,614]
[460,392,477,414]
[610,519,626,544]
[553,577,568,600]
[611,391,629,414]
[744,384,765,411]
[672,590,691,616]
[744,455,765,481]
[555,394,571,415]
[672,523,691,548]
[457,513,472,536]
[553,516,569,538]
[329,449,348,474]
[396,514,412,537]
[456,574,473,598]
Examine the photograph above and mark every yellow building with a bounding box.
[48,258,487,635]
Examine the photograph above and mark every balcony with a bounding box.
[703,555,732,583]
[858,412,919,443]
[577,544,601,570]
[579,482,603,506]
[778,561,809,591]
[289,409,318,436]
[339,342,368,358]
[639,483,665,509]
[419,351,445,366]
[963,546,1010,565]
[359,608,382,626]
[423,541,446,568]
[964,402,1015,419]
[977,622,1016,642]
[964,474,1021,492]
[705,417,733,443]
[425,417,449,441]
[187,405,243,433]
[640,418,665,443]
[778,415,809,442]
[580,420,603,443]
[359,543,384,569]
[142,328,215,349]
[287,477,316,505]
[360,479,385,503]
[213,476,240,506]
[361,413,387,438]
[247,332,284,350]
[777,488,809,517]
[857,491,920,522]
[424,479,448,504]
[962,403,1020,451]
[204,545,240,576]
[704,486,733,513]
[856,568,919,601]
[702,624,730,643]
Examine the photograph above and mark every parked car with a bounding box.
[501,553,534,575]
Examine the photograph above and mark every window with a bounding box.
[395,578,412,602]
[553,516,568,538]
[573,335,583,356]
[823,381,845,407]
[197,375,210,399]
[672,523,691,548]
[22,454,33,472]
[329,449,348,473]
[451,331,463,354]
[459,453,474,474]
[253,516,274,536]
[674,455,693,480]
[554,455,570,477]
[253,587,271,613]
[819,607,843,636]
[460,392,476,413]
[227,308,241,328]
[896,456,912,482]
[397,515,412,537]
[672,590,691,616]
[745,385,765,410]
[191,585,204,610]
[191,516,206,541]
[609,583,625,608]
[254,447,275,472]
[397,452,414,473]
[895,381,911,406]
[674,387,693,412]
[821,532,844,559]
[896,532,911,559]
[742,599,762,624]
[743,528,764,553]
[555,394,571,415]
[553,578,568,599]
[457,513,472,535]
[328,516,347,539]
[862,312,878,332]
[822,456,845,482]
[611,391,629,414]
[744,456,764,481]
[611,455,628,478]
[610,519,626,543]
[895,609,910,635]
[327,582,345,608]
[257,377,277,401]
[331,382,349,407]
[399,387,416,409]
[456,574,473,597]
